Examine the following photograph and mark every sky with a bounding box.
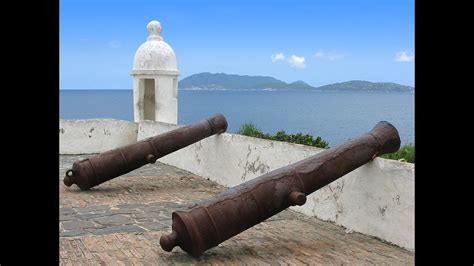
[60,0,414,90]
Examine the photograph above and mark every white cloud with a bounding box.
[314,50,344,60]
[271,53,285,62]
[288,55,306,68]
[395,51,414,62]
[109,40,121,49]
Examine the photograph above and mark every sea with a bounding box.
[60,89,414,147]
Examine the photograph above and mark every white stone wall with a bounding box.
[60,119,414,251]
[59,119,138,154]
[292,159,414,251]
[154,76,178,124]
[132,75,178,124]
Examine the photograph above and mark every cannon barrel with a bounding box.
[63,114,228,190]
[159,121,400,257]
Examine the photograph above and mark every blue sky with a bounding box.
[60,0,414,90]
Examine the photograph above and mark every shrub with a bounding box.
[381,144,415,163]
[237,122,265,138]
[237,122,414,163]
[237,122,329,149]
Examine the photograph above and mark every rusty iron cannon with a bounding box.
[159,121,400,257]
[63,114,228,190]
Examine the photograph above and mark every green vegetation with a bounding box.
[179,72,414,91]
[237,122,414,163]
[317,80,413,92]
[236,122,329,149]
[381,144,415,163]
[179,72,315,90]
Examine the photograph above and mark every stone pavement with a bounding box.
[60,155,414,265]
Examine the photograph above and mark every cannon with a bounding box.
[159,121,400,257]
[63,114,228,190]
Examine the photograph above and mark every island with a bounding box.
[179,72,414,92]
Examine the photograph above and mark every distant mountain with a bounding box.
[179,72,413,92]
[179,72,315,90]
[317,80,413,92]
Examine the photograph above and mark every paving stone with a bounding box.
[149,201,184,209]
[154,213,171,222]
[60,215,77,222]
[137,221,168,231]
[158,219,172,226]
[93,215,134,226]
[61,230,88,237]
[60,208,77,215]
[62,220,97,230]
[148,202,168,207]
[135,218,155,224]
[76,208,106,214]
[89,205,110,211]
[75,213,111,220]
[116,203,147,209]
[133,212,160,219]
[89,225,146,235]
[139,206,165,213]
[109,208,142,215]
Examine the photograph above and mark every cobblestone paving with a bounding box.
[60,155,414,265]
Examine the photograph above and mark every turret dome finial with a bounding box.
[147,21,163,41]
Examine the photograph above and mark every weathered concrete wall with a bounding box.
[291,159,414,251]
[137,121,415,251]
[138,122,323,186]
[59,119,414,251]
[59,119,138,154]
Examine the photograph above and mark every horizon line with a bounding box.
[60,72,414,90]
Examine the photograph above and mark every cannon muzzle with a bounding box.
[160,121,400,257]
[63,114,228,190]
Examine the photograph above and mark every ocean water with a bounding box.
[60,90,414,146]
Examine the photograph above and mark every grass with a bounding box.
[236,122,414,163]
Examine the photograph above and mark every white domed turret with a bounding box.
[132,21,178,71]
[131,20,179,124]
